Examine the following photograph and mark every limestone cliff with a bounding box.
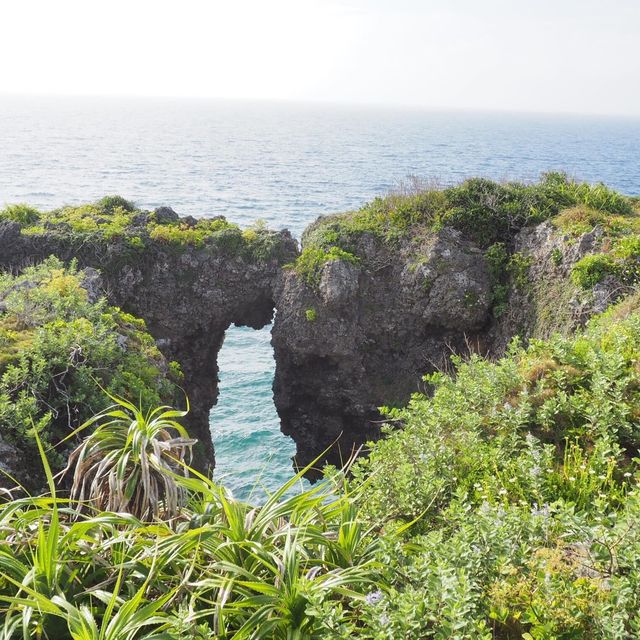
[271,228,492,473]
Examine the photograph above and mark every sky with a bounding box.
[1,0,639,117]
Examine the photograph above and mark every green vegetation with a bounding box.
[0,258,180,481]
[552,204,640,238]
[0,198,288,261]
[293,173,638,300]
[484,243,535,317]
[292,246,360,287]
[300,173,636,257]
[65,396,195,520]
[2,178,640,636]
[3,288,640,636]
[344,290,640,637]
[572,236,640,289]
[0,395,382,639]
[0,203,41,225]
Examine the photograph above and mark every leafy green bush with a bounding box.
[95,195,136,213]
[572,236,640,289]
[0,434,382,639]
[0,258,180,482]
[342,293,640,637]
[6,197,287,263]
[302,174,636,260]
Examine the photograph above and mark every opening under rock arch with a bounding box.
[210,323,309,503]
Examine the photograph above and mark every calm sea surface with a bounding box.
[1,96,639,500]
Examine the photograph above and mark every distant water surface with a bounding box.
[1,96,639,500]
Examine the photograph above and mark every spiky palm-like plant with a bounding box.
[62,395,196,520]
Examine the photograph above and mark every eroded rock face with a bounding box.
[489,221,624,353]
[0,222,298,470]
[272,228,492,473]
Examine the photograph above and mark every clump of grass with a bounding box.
[572,235,640,289]
[302,173,637,258]
[553,205,640,237]
[8,197,289,263]
[0,203,41,225]
[0,415,381,639]
[0,258,181,485]
[292,246,360,287]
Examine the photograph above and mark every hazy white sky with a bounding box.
[1,0,639,116]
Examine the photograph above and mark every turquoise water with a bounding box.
[1,96,639,500]
[210,324,309,500]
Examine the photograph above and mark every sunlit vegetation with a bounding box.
[0,395,383,639]
[572,235,640,289]
[0,258,181,485]
[0,263,640,635]
[0,198,288,260]
[293,172,639,290]
[1,288,640,636]
[300,172,635,252]
[345,290,640,637]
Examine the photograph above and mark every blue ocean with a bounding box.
[1,95,639,500]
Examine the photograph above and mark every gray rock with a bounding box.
[319,259,360,306]
[272,228,491,474]
[154,206,180,224]
[80,267,103,303]
[0,223,298,476]
[182,215,198,227]
[0,206,631,484]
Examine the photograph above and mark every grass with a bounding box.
[292,173,639,299]
[0,258,182,487]
[299,172,637,257]
[290,246,360,287]
[0,402,382,639]
[3,178,640,636]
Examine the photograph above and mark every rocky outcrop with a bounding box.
[0,218,297,470]
[272,228,492,474]
[490,221,625,353]
[0,205,629,482]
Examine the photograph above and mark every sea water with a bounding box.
[1,95,639,500]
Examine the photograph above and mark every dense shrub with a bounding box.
[572,236,640,289]
[0,258,180,479]
[342,292,640,637]
[0,203,41,225]
[5,197,287,261]
[0,436,381,639]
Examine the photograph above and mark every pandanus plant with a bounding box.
[60,394,196,520]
